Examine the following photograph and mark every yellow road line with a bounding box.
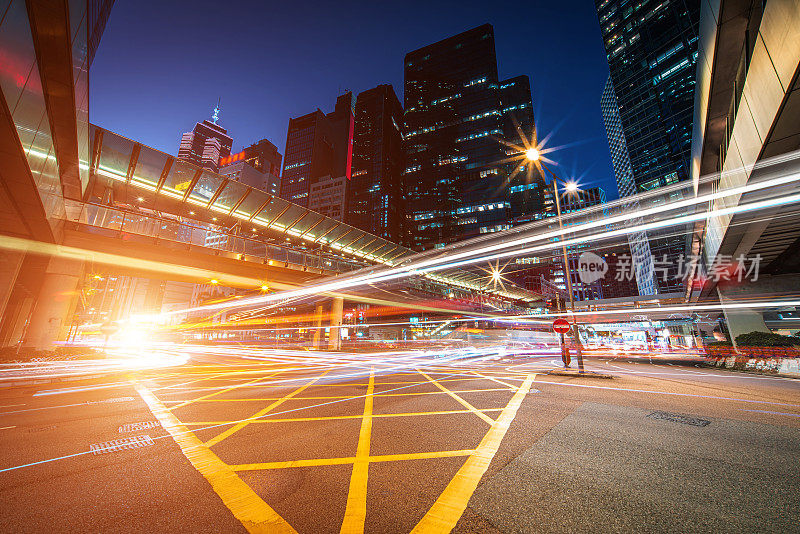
[152,366,284,392]
[160,388,517,404]
[468,370,518,389]
[411,373,536,534]
[168,372,283,411]
[340,370,375,534]
[135,384,297,534]
[180,408,504,426]
[418,371,495,426]
[230,450,475,471]
[204,371,330,447]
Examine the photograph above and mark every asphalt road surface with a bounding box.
[1,348,798,533]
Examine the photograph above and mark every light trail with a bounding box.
[0,349,514,473]
[162,165,800,317]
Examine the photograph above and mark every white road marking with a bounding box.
[118,421,161,433]
[90,434,154,454]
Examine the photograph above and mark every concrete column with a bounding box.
[0,251,25,322]
[23,258,83,351]
[328,297,344,351]
[312,302,324,350]
[718,285,769,351]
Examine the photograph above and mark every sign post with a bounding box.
[553,319,571,368]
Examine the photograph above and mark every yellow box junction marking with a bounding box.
[205,371,330,447]
[169,370,285,411]
[340,370,375,534]
[160,387,516,404]
[179,407,504,426]
[468,370,518,389]
[230,449,475,471]
[411,373,536,534]
[418,370,495,425]
[135,384,298,534]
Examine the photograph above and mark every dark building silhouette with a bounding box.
[346,85,404,241]
[404,24,541,250]
[280,93,354,207]
[500,75,546,224]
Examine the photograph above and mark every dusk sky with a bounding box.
[90,0,618,197]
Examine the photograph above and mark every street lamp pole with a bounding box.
[523,148,585,371]
[527,154,584,373]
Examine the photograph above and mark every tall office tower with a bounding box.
[280,93,354,206]
[404,24,520,250]
[601,77,658,296]
[219,139,282,196]
[596,0,700,292]
[346,85,404,241]
[500,75,546,223]
[178,105,233,173]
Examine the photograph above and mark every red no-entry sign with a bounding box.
[553,318,571,334]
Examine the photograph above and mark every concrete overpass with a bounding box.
[691,0,800,342]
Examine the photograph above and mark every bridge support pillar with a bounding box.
[328,297,343,351]
[718,283,770,351]
[22,258,83,351]
[312,302,324,349]
[0,251,25,326]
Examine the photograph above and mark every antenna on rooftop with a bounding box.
[211,97,221,124]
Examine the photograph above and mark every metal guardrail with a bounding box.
[70,203,367,274]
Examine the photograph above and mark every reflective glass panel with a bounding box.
[211,180,248,214]
[187,171,223,206]
[161,159,198,200]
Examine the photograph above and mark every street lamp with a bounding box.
[525,147,540,162]
[525,147,585,372]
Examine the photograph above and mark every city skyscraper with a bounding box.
[596,0,700,292]
[403,24,525,250]
[601,77,658,296]
[346,84,404,241]
[500,75,546,224]
[177,104,233,172]
[280,93,354,206]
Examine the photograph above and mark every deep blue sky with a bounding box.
[90,0,618,198]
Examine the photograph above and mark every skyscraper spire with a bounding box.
[211,98,221,124]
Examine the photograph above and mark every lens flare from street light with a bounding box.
[565,182,578,192]
[525,148,540,161]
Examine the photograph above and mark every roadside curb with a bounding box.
[701,363,800,380]
[544,369,615,379]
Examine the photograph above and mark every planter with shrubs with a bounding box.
[704,331,800,372]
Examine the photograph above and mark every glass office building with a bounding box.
[596,0,700,292]
[601,77,658,296]
[347,84,404,242]
[280,93,354,207]
[403,24,516,250]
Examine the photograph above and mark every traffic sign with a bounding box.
[553,318,571,334]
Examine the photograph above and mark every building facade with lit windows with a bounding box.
[601,76,658,296]
[403,24,540,250]
[595,0,701,293]
[219,138,282,196]
[346,84,404,241]
[177,109,233,173]
[500,75,547,224]
[280,93,354,206]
